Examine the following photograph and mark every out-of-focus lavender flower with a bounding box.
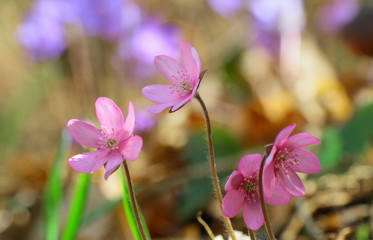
[316,0,359,33]
[18,0,75,61]
[117,18,180,77]
[248,0,305,58]
[68,0,141,40]
[207,0,306,59]
[134,110,157,133]
[207,0,243,18]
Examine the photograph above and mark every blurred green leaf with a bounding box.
[356,224,370,240]
[178,178,211,220]
[0,63,63,159]
[120,168,151,240]
[340,103,373,155]
[82,197,121,227]
[318,127,343,171]
[220,50,251,102]
[43,130,70,240]
[62,173,91,240]
[180,128,241,220]
[186,128,241,164]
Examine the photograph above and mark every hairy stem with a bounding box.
[258,155,276,240]
[122,161,148,240]
[195,92,237,240]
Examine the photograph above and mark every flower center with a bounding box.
[246,182,256,192]
[98,130,119,150]
[169,70,194,96]
[274,147,299,174]
[106,139,117,149]
[239,176,258,203]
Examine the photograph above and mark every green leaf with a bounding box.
[43,130,70,240]
[119,168,151,240]
[180,129,241,220]
[340,103,373,155]
[82,198,121,227]
[356,224,370,240]
[186,129,241,164]
[61,173,91,240]
[178,178,211,220]
[318,127,343,171]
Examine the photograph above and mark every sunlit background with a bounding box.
[1,0,373,239]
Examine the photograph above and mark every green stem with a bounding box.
[61,173,91,240]
[44,130,70,240]
[195,92,237,240]
[122,161,148,240]
[258,155,276,240]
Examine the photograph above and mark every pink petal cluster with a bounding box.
[264,123,321,204]
[67,97,143,180]
[142,41,202,113]
[222,153,265,230]
[223,123,321,230]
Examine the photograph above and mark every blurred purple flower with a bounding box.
[68,0,141,40]
[316,0,359,33]
[117,18,180,77]
[18,0,75,61]
[207,0,243,18]
[134,110,157,133]
[248,0,305,58]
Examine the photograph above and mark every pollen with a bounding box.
[106,139,117,149]
[246,182,256,192]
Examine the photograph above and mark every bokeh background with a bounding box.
[1,0,373,239]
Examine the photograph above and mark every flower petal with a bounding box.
[224,170,244,191]
[170,96,192,112]
[147,102,176,114]
[238,153,262,178]
[68,149,109,174]
[291,148,321,174]
[179,41,201,81]
[278,168,305,197]
[123,102,135,138]
[154,55,186,84]
[95,97,124,132]
[263,161,275,198]
[274,123,296,147]
[67,119,101,148]
[222,190,244,218]
[142,84,180,104]
[242,200,264,231]
[285,132,320,149]
[265,180,292,205]
[119,135,143,161]
[104,150,123,180]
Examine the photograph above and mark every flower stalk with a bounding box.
[122,161,148,240]
[195,92,237,240]
[258,154,276,240]
[247,228,256,240]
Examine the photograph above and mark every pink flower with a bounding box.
[264,123,320,204]
[67,97,143,180]
[142,41,202,113]
[222,153,265,230]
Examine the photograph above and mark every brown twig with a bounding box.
[195,92,237,240]
[122,161,148,240]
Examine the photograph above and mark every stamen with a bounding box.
[97,130,119,150]
[238,175,259,203]
[169,70,194,96]
[274,147,299,174]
